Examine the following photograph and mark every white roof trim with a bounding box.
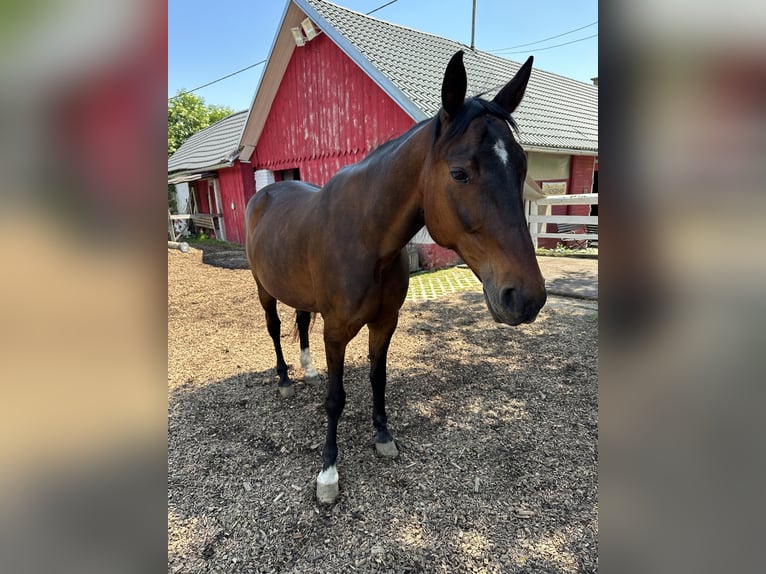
[238,1,300,162]
[523,145,599,156]
[237,0,596,161]
[295,0,426,122]
[168,173,203,185]
[238,0,426,162]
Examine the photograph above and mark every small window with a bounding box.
[277,168,300,182]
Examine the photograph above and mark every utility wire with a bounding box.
[169,0,401,100]
[497,33,598,55]
[366,0,399,15]
[170,60,267,100]
[489,21,597,53]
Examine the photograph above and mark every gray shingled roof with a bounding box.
[168,110,248,174]
[299,0,597,152]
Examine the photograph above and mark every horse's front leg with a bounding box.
[316,326,348,504]
[368,315,400,458]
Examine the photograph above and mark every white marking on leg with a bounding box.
[301,348,319,379]
[317,465,338,486]
[316,464,339,503]
[494,139,508,166]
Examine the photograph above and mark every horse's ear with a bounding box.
[441,51,467,118]
[493,56,533,114]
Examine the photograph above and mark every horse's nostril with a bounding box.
[500,287,517,313]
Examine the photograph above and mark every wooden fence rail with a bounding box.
[168,212,225,241]
[525,193,598,248]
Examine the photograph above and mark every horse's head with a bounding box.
[423,51,546,326]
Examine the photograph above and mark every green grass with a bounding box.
[535,245,598,259]
[186,236,244,251]
[406,265,481,302]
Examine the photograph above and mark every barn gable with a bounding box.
[169,0,597,258]
[239,0,598,161]
[254,33,414,186]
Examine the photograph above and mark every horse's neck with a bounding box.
[356,123,431,257]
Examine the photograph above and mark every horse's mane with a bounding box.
[362,96,518,163]
[433,97,519,147]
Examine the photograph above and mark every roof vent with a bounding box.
[301,18,319,41]
[290,27,305,47]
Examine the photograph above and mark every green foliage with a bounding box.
[207,106,234,126]
[168,90,235,156]
[535,244,598,259]
[168,184,177,212]
[187,236,237,247]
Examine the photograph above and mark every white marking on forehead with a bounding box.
[493,139,509,166]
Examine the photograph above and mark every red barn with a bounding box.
[168,111,252,245]
[169,0,598,265]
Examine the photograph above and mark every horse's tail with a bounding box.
[290,310,317,343]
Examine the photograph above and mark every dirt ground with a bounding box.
[168,245,598,573]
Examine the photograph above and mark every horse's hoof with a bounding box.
[375,440,399,458]
[305,374,321,386]
[278,384,294,398]
[316,481,339,504]
[316,466,339,504]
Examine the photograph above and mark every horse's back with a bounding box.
[246,181,319,230]
[246,181,321,310]
[246,182,319,250]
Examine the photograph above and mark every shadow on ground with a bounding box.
[168,291,598,573]
[544,269,599,301]
[185,240,249,270]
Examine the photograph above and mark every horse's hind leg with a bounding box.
[256,282,292,397]
[368,313,400,458]
[296,310,319,383]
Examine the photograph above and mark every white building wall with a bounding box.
[255,169,276,191]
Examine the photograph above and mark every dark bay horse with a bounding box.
[245,51,546,504]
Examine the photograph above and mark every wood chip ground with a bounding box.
[168,246,598,573]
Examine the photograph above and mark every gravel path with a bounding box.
[168,247,598,573]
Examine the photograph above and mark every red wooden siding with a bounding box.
[415,244,461,270]
[566,155,595,217]
[535,178,567,248]
[536,156,597,248]
[191,180,212,214]
[254,33,414,186]
[217,161,255,244]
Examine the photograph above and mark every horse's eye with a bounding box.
[450,168,470,184]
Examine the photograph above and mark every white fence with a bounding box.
[526,193,598,249]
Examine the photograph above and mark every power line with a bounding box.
[490,21,597,53]
[168,0,401,101]
[497,33,598,55]
[366,0,399,15]
[170,60,267,101]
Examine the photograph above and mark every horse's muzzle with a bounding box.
[483,284,546,326]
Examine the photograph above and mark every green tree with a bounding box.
[168,91,235,156]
